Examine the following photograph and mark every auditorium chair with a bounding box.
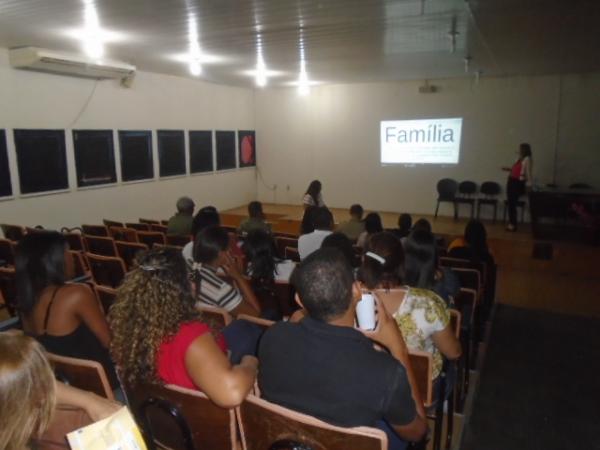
[149,224,168,234]
[94,284,118,315]
[455,181,478,219]
[434,178,458,220]
[139,218,160,225]
[250,279,297,317]
[109,226,139,243]
[238,394,387,450]
[452,288,477,411]
[123,381,240,450]
[275,236,298,259]
[137,231,166,248]
[0,238,15,267]
[47,352,114,400]
[81,224,109,237]
[84,235,117,257]
[284,247,300,262]
[476,181,501,222]
[103,219,124,228]
[0,223,26,241]
[126,222,151,231]
[115,240,148,271]
[62,230,85,251]
[68,250,90,281]
[166,234,192,247]
[0,267,17,316]
[85,253,126,289]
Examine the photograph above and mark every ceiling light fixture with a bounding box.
[187,16,202,76]
[82,1,104,60]
[297,24,310,96]
[254,34,268,87]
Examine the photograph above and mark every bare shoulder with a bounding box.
[60,283,95,302]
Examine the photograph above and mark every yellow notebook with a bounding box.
[67,406,147,450]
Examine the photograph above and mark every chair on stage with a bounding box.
[455,181,478,219]
[434,178,458,219]
[477,181,501,222]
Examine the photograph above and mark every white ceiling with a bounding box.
[0,0,598,87]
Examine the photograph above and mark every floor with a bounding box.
[461,305,600,450]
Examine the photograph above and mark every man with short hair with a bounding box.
[297,207,333,260]
[336,203,365,241]
[166,196,195,236]
[258,248,427,449]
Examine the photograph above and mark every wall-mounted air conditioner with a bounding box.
[9,47,136,81]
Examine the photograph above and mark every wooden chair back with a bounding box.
[439,256,486,285]
[109,226,139,243]
[81,224,109,237]
[449,309,461,338]
[452,268,482,296]
[284,247,300,262]
[85,253,126,289]
[0,224,26,242]
[252,280,297,318]
[275,236,298,258]
[137,231,166,248]
[0,238,15,266]
[139,218,160,225]
[238,394,387,450]
[153,243,184,251]
[68,250,89,280]
[103,219,124,228]
[149,224,168,234]
[115,240,148,271]
[125,222,151,231]
[84,235,117,256]
[47,352,114,400]
[196,304,233,329]
[0,267,17,315]
[63,232,84,251]
[408,350,434,407]
[123,381,239,450]
[453,288,477,323]
[166,234,192,247]
[94,284,118,315]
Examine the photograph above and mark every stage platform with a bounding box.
[222,203,600,319]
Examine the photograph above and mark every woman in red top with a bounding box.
[109,247,257,407]
[503,143,533,231]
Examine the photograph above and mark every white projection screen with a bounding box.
[380,118,463,164]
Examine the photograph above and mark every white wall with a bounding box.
[0,48,256,229]
[255,73,600,217]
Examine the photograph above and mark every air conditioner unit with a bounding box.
[9,47,136,80]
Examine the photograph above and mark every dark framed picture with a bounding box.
[157,130,186,177]
[0,130,12,197]
[189,131,214,173]
[14,129,68,194]
[73,130,117,188]
[238,130,256,167]
[119,130,154,182]
[215,131,236,171]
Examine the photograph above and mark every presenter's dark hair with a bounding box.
[519,143,532,158]
[15,232,67,314]
[193,226,229,264]
[364,213,384,234]
[305,180,322,204]
[291,248,354,322]
[191,206,220,238]
[313,207,333,230]
[358,232,404,290]
[242,230,278,283]
[350,204,364,219]
[404,229,437,289]
[321,232,356,267]
[247,201,264,219]
[300,206,318,234]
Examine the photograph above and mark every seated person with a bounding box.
[390,213,412,240]
[182,205,220,268]
[448,219,495,267]
[336,204,365,241]
[0,331,121,449]
[238,201,271,236]
[356,212,384,248]
[299,205,318,235]
[167,196,195,236]
[404,229,460,306]
[259,248,427,449]
[109,247,258,406]
[298,207,333,260]
[242,230,296,283]
[358,232,461,385]
[15,232,117,387]
[412,218,432,233]
[193,226,262,317]
[321,232,358,268]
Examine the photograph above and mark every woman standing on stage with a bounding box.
[302,180,325,208]
[503,143,533,231]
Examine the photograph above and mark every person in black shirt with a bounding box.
[258,248,427,449]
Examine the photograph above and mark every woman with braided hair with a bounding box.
[109,247,257,407]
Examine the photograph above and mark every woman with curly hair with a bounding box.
[109,247,258,407]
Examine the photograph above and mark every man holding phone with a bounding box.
[258,248,427,449]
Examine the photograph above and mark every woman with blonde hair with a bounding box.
[0,331,119,449]
[109,247,257,407]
